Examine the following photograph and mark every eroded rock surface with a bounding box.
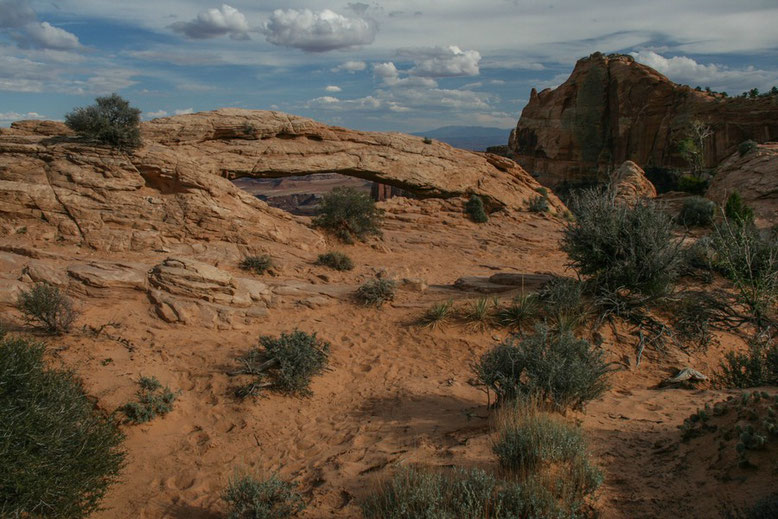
[611,161,657,205]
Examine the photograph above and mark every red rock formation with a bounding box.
[509,52,778,187]
[610,161,657,205]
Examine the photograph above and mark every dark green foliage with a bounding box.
[537,277,589,331]
[422,136,433,144]
[418,299,453,329]
[462,297,497,329]
[671,293,716,350]
[712,220,778,322]
[496,293,540,331]
[234,330,330,398]
[465,194,489,223]
[678,196,715,227]
[739,140,758,157]
[527,195,550,213]
[355,278,396,307]
[562,190,681,300]
[64,94,142,150]
[223,474,305,519]
[121,376,178,424]
[474,325,610,410]
[677,175,709,195]
[725,191,755,226]
[681,237,716,274]
[719,333,778,388]
[315,252,354,271]
[0,335,125,518]
[313,187,383,243]
[240,255,274,275]
[17,282,78,334]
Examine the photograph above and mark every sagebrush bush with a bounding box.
[240,255,274,275]
[718,332,778,388]
[562,189,681,300]
[121,376,179,424]
[493,406,602,515]
[537,277,589,331]
[474,324,610,410]
[223,473,305,519]
[315,252,354,271]
[465,194,489,223]
[355,278,396,307]
[17,282,78,334]
[712,220,778,323]
[725,191,755,225]
[0,335,124,518]
[234,330,330,398]
[681,236,716,274]
[528,188,550,213]
[313,187,383,243]
[64,93,142,150]
[678,196,715,227]
[738,140,758,157]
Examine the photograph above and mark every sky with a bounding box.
[1,0,777,132]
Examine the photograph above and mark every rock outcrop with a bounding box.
[706,143,778,224]
[611,161,657,205]
[0,109,557,252]
[509,52,778,187]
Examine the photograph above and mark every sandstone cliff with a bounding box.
[509,52,778,187]
[0,109,558,252]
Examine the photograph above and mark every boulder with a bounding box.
[611,161,657,205]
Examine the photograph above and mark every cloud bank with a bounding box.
[262,9,377,52]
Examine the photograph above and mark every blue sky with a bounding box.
[1,0,777,131]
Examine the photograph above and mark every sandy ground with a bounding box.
[2,198,776,518]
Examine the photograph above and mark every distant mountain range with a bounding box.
[411,126,511,151]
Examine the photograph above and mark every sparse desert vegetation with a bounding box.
[17,283,78,334]
[313,187,383,243]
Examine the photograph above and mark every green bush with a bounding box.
[496,293,540,331]
[738,140,758,157]
[0,335,124,518]
[678,196,715,227]
[465,194,489,223]
[493,408,602,514]
[462,297,497,329]
[64,93,142,150]
[537,277,589,331]
[418,299,454,329]
[315,252,354,271]
[355,278,396,307]
[677,175,709,195]
[562,189,681,300]
[718,333,778,388]
[233,330,330,398]
[17,282,78,334]
[681,236,716,274]
[528,195,550,213]
[474,324,610,410]
[240,255,274,275]
[725,191,755,226]
[712,220,778,322]
[121,376,179,424]
[313,187,383,243]
[223,473,305,519]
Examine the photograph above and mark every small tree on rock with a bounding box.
[65,94,142,150]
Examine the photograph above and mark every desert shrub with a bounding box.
[313,187,383,243]
[465,194,489,223]
[681,236,716,274]
[562,189,681,300]
[493,407,602,514]
[355,278,396,307]
[315,252,353,271]
[725,191,755,226]
[0,335,124,518]
[738,140,758,157]
[712,220,778,323]
[240,255,274,275]
[677,196,715,227]
[474,324,610,410]
[17,282,78,334]
[462,297,497,329]
[233,330,330,398]
[527,195,550,213]
[671,293,716,350]
[497,293,540,331]
[677,175,709,195]
[121,376,178,424]
[64,93,142,150]
[422,136,433,144]
[718,332,778,388]
[537,277,589,331]
[418,299,454,329]
[223,473,305,519]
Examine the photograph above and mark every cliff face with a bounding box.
[509,53,778,186]
[0,109,557,252]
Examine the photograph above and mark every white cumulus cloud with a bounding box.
[0,0,81,50]
[0,111,45,122]
[0,0,35,28]
[144,110,168,119]
[262,9,377,52]
[332,60,366,72]
[170,4,250,40]
[325,85,341,92]
[402,46,481,77]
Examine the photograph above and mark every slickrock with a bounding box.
[510,52,778,186]
[611,161,657,205]
[706,143,778,224]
